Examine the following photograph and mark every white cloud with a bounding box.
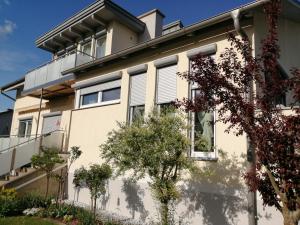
[0,20,16,38]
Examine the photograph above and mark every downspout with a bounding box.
[231,9,258,225]
[0,90,16,102]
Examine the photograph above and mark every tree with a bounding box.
[53,146,82,201]
[73,163,112,220]
[100,108,196,225]
[178,1,300,225]
[31,148,64,197]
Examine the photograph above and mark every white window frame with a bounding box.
[129,105,145,124]
[79,87,121,109]
[81,41,92,56]
[18,119,32,138]
[94,36,106,58]
[190,90,217,160]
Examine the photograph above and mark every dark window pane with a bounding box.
[82,93,98,106]
[18,121,26,137]
[102,88,120,102]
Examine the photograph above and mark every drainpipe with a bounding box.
[231,9,258,225]
[0,90,16,102]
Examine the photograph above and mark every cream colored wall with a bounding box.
[105,21,138,56]
[66,27,259,225]
[10,94,74,151]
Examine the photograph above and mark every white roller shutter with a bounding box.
[156,64,177,104]
[130,73,146,106]
[80,79,121,95]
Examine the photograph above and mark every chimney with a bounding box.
[138,9,165,42]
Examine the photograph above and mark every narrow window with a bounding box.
[95,36,106,58]
[129,72,146,123]
[156,64,177,110]
[18,119,32,138]
[81,41,92,56]
[191,90,216,159]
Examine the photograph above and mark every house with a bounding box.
[0,0,299,224]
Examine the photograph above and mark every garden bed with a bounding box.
[0,216,64,225]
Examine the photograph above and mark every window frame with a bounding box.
[190,91,217,159]
[81,41,92,56]
[95,36,106,59]
[18,119,32,138]
[129,105,145,124]
[79,87,121,109]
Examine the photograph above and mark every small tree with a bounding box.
[100,108,196,225]
[73,163,112,220]
[178,1,300,224]
[31,148,64,197]
[53,146,82,201]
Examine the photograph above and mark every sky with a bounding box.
[0,0,253,111]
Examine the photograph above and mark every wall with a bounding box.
[106,21,138,55]
[10,94,74,151]
[65,25,273,225]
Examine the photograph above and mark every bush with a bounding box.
[0,191,51,217]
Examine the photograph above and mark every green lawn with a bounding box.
[0,216,62,225]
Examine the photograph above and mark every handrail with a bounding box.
[0,130,64,153]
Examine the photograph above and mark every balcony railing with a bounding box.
[23,51,96,93]
[0,131,65,177]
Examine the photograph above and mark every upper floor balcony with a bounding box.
[22,50,96,98]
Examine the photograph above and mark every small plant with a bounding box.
[31,147,64,197]
[73,164,112,221]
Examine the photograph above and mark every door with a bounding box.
[42,114,61,134]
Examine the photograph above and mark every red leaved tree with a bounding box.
[178,1,300,225]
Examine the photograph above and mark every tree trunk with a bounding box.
[283,210,298,225]
[160,201,169,225]
[93,197,97,221]
[45,175,50,198]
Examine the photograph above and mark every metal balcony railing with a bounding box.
[23,51,96,92]
[0,130,65,177]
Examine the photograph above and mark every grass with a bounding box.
[0,216,62,225]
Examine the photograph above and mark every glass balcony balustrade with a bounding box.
[23,51,95,93]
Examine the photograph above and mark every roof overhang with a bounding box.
[0,78,25,93]
[36,0,145,53]
[62,0,300,76]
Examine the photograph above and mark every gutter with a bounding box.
[0,90,16,102]
[62,0,270,76]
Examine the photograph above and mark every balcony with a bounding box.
[23,51,95,98]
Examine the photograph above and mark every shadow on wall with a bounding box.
[180,151,248,225]
[122,179,149,222]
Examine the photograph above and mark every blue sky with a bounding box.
[0,0,252,110]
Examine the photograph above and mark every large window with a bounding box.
[18,119,32,138]
[95,36,106,58]
[79,79,121,108]
[128,72,147,123]
[191,90,216,159]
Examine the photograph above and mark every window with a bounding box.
[102,88,121,102]
[95,36,106,58]
[79,79,121,108]
[129,105,145,123]
[191,90,216,159]
[18,119,32,137]
[81,92,99,106]
[81,41,92,56]
[156,64,177,108]
[128,72,147,123]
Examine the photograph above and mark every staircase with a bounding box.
[0,130,65,188]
